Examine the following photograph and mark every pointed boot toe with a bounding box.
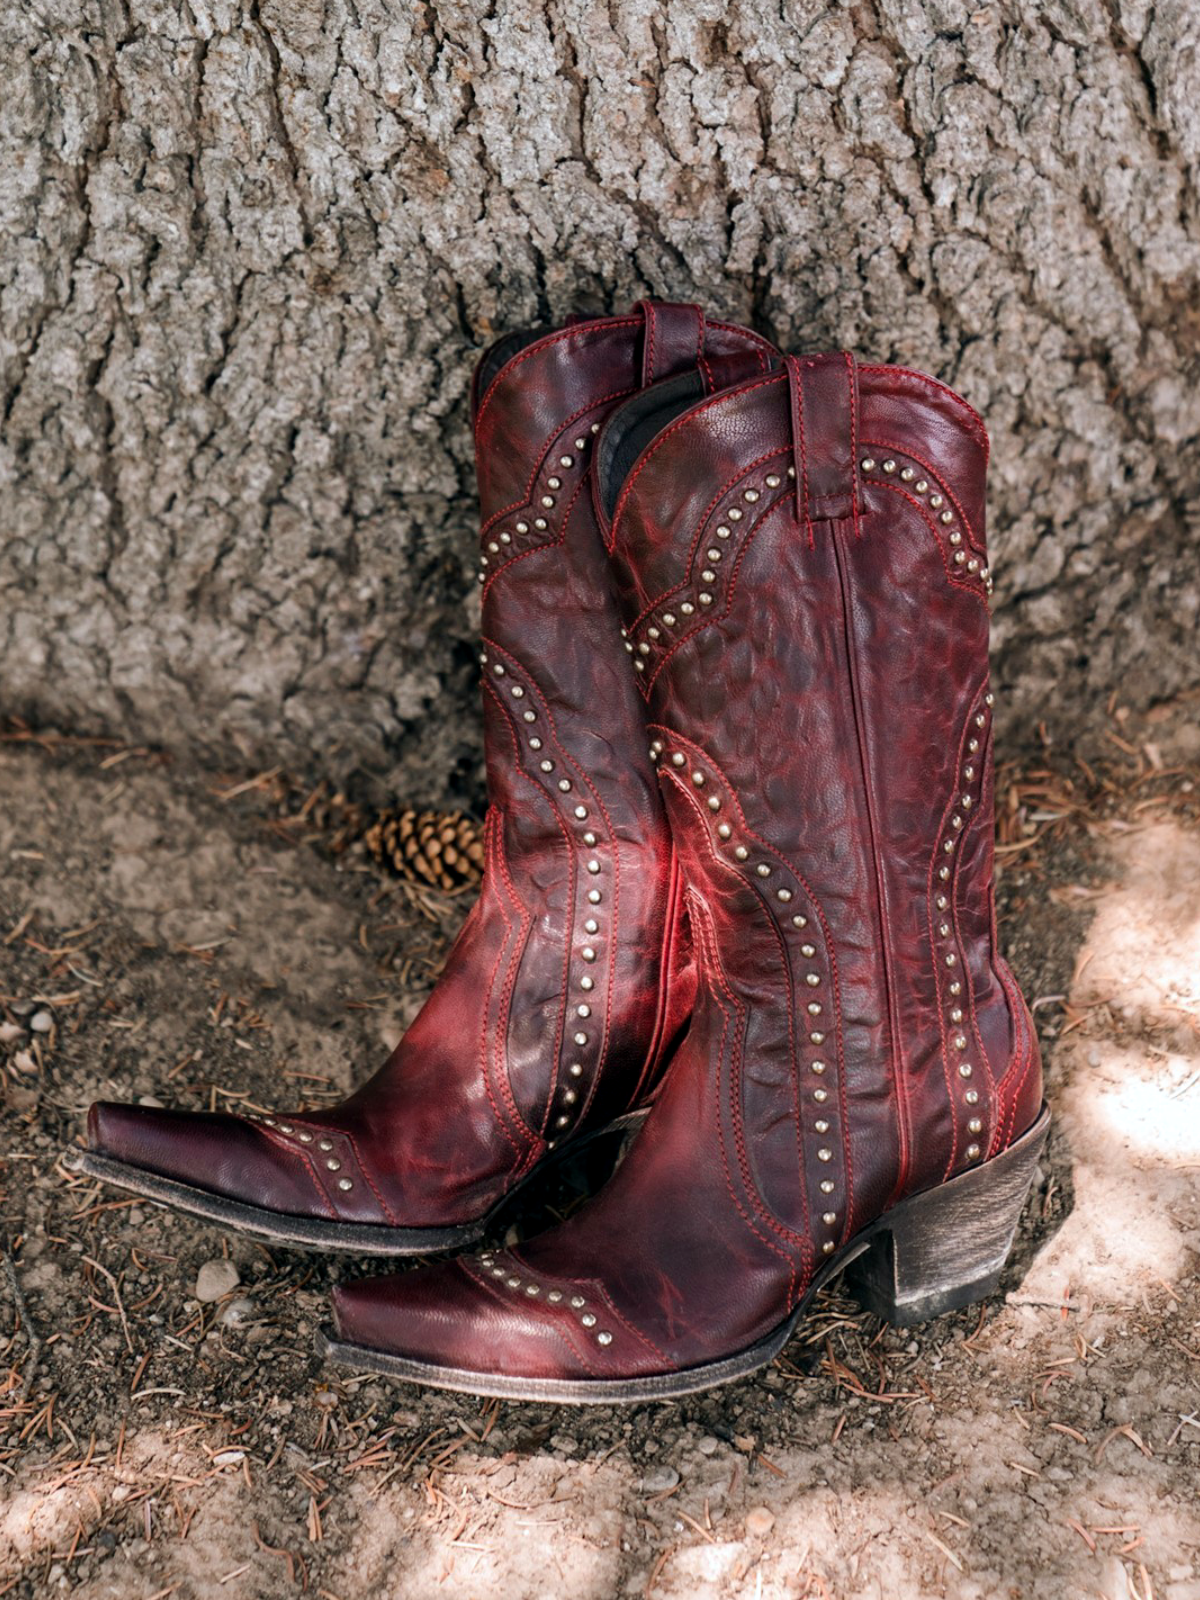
[81,1102,431,1254]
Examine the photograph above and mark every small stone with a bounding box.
[745,1506,775,1536]
[194,1259,240,1302]
[29,1011,53,1033]
[137,1095,165,1108]
[219,1296,255,1327]
[697,1436,720,1456]
[0,1021,24,1044]
[642,1465,680,1494]
[212,1449,245,1467]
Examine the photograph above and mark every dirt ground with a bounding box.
[1,702,1198,1600]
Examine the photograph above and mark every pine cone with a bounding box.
[365,808,484,892]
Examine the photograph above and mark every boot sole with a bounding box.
[319,1104,1050,1401]
[65,1110,648,1258]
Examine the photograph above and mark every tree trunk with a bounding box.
[4,0,1198,802]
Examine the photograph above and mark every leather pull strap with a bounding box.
[785,351,864,540]
[636,300,706,387]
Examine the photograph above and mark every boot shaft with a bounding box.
[463,305,776,1137]
[598,353,1041,1227]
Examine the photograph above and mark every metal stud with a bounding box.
[569,1063,583,1077]
[530,736,543,751]
[966,1143,981,1161]
[823,1210,837,1225]
[581,947,596,962]
[581,1312,597,1327]
[861,458,876,472]
[706,549,722,562]
[574,438,586,451]
[949,530,962,546]
[597,1331,613,1346]
[337,1178,353,1192]
[965,1088,978,1104]
[648,626,661,640]
[586,859,601,874]
[818,1147,833,1162]
[939,865,951,881]
[516,520,529,533]
[540,759,553,772]
[555,1114,570,1128]
[954,1034,967,1050]
[580,975,594,992]
[807,1001,822,1016]
[279,1123,294,1135]
[801,943,815,957]
[950,1007,963,1023]
[959,1062,973,1078]
[541,495,555,508]
[692,770,705,785]
[814,1088,828,1103]
[820,1179,835,1194]
[936,894,948,909]
[558,779,572,792]
[560,454,574,468]
[900,467,914,482]
[946,952,957,967]
[915,479,928,493]
[793,914,808,929]
[680,602,695,615]
[318,1138,333,1151]
[577,1004,591,1019]
[524,711,536,723]
[576,807,588,821]
[534,517,547,530]
[716,526,731,540]
[573,1031,588,1046]
[882,459,896,473]
[756,863,771,878]
[699,592,713,605]
[729,507,743,522]
[968,1117,983,1135]
[806,973,820,987]
[548,1288,563,1302]
[717,823,732,839]
[735,845,749,861]
[810,1031,825,1044]
[812,1060,826,1074]
[526,1283,541,1296]
[777,888,792,902]
[930,494,943,508]
[939,922,951,938]
[708,795,721,811]
[663,612,676,626]
[950,980,962,995]
[298,1131,313,1144]
[507,1276,521,1289]
[588,889,601,904]
[766,474,781,488]
[822,1240,835,1254]
[570,1295,586,1308]
[563,1089,578,1105]
[744,488,760,502]
[671,752,685,767]
[326,1158,341,1172]
[955,551,967,565]
[941,510,954,525]
[815,1119,829,1133]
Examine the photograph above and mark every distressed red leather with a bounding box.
[86,304,777,1243]
[331,351,1043,1374]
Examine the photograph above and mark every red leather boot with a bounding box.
[79,303,777,1254]
[324,351,1049,1395]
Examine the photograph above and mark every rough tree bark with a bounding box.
[3,0,1198,802]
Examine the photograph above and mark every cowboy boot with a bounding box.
[79,302,778,1254]
[323,350,1048,1394]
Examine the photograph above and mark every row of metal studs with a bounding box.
[477,1251,614,1347]
[934,690,995,1163]
[625,466,795,671]
[245,1114,355,1193]
[477,422,602,585]
[477,651,604,1144]
[860,455,993,596]
[649,740,840,1255]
